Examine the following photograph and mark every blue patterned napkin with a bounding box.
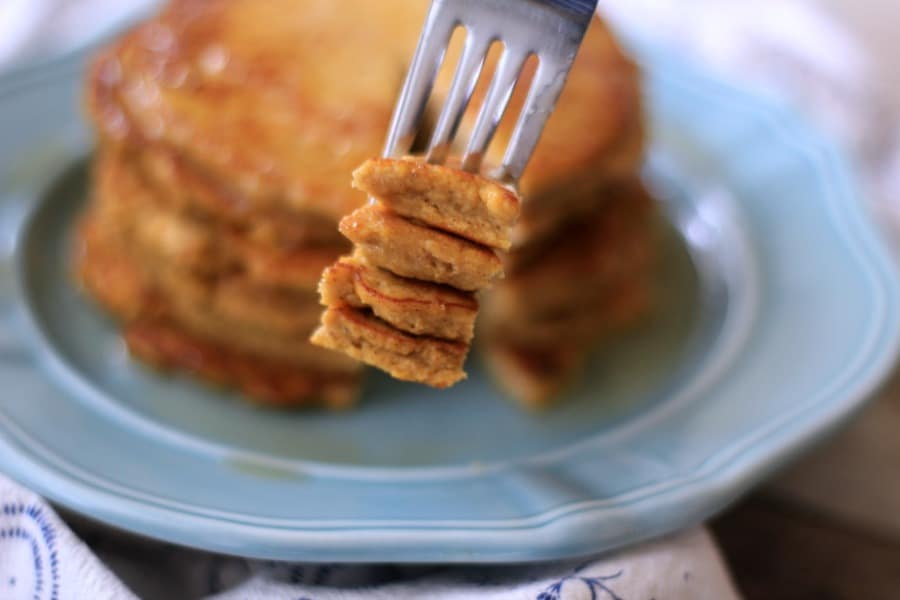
[0,473,737,599]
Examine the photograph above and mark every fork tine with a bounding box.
[426,31,491,165]
[460,46,530,173]
[382,2,457,158]
[496,57,569,182]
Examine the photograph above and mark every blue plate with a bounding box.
[0,42,898,562]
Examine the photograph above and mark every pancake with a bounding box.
[76,214,159,321]
[78,212,361,407]
[484,179,657,321]
[127,319,359,409]
[227,233,343,292]
[89,151,356,368]
[481,279,650,408]
[213,278,322,336]
[311,306,468,389]
[352,158,520,250]
[94,149,347,292]
[85,1,642,222]
[163,286,358,372]
[485,277,651,347]
[139,261,355,371]
[78,179,362,405]
[314,158,520,387]
[481,342,585,410]
[319,255,479,343]
[133,143,348,247]
[86,0,420,222]
[339,204,503,292]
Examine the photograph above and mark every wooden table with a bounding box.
[713,4,900,596]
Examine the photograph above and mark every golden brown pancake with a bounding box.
[485,179,657,321]
[353,158,520,250]
[76,214,160,321]
[339,204,504,292]
[93,149,347,293]
[86,0,421,222]
[127,319,359,409]
[481,279,650,408]
[319,255,479,343]
[314,158,520,388]
[486,277,651,347]
[78,160,362,406]
[481,342,586,410]
[132,143,349,247]
[84,0,642,223]
[312,306,468,389]
[78,214,361,407]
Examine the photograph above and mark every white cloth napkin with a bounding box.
[0,472,739,599]
[1,0,898,598]
[0,473,137,599]
[0,0,156,70]
[597,0,900,216]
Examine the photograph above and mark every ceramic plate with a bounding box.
[0,41,897,562]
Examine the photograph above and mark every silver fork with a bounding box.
[383,0,600,184]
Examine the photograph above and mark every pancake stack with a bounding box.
[311,157,519,387]
[75,0,423,408]
[78,145,362,408]
[77,0,654,409]
[480,179,657,407]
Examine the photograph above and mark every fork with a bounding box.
[383,0,600,184]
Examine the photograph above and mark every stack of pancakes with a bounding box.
[481,179,657,406]
[77,0,652,409]
[312,157,520,388]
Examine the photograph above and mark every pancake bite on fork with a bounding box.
[311,157,520,388]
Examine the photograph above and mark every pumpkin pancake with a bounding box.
[132,144,348,247]
[481,279,650,409]
[77,210,361,407]
[339,204,503,292]
[79,203,354,372]
[352,158,520,250]
[311,306,468,389]
[94,149,346,292]
[76,213,159,322]
[485,277,651,347]
[127,319,359,409]
[319,255,479,343]
[314,158,519,388]
[86,0,421,222]
[85,1,642,222]
[481,342,586,410]
[485,179,657,321]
